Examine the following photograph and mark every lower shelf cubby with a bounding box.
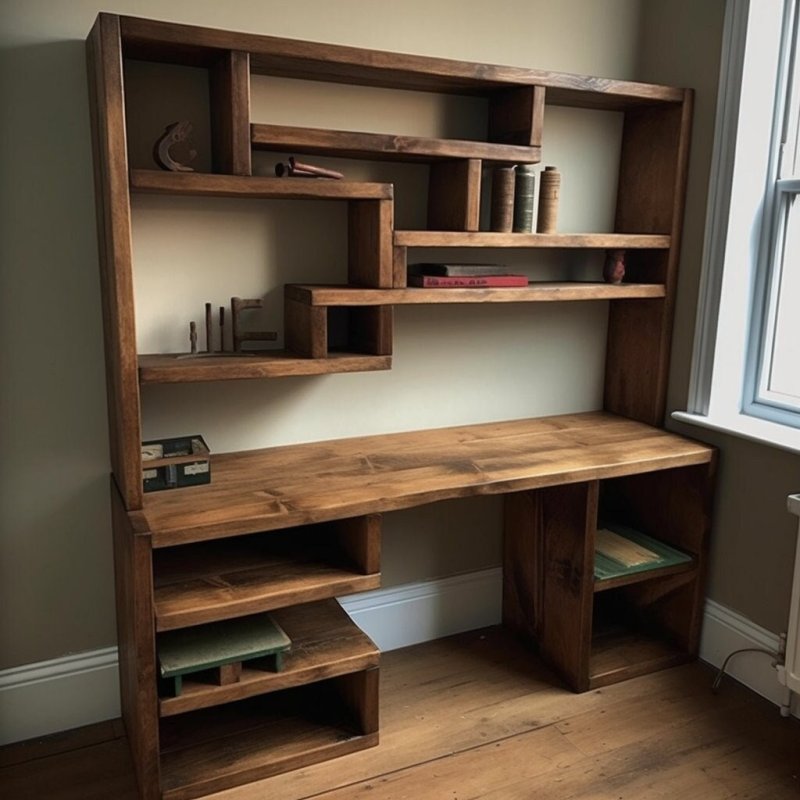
[158,668,379,800]
[158,599,381,717]
[152,514,381,630]
[588,582,696,689]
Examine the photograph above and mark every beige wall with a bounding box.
[12,1,794,673]
[640,0,800,633]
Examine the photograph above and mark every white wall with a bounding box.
[0,0,642,670]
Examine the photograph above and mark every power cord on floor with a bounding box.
[711,647,779,692]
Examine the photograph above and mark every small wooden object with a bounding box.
[275,158,344,180]
[490,166,515,232]
[189,321,197,354]
[153,120,197,172]
[603,249,626,284]
[513,164,535,232]
[158,613,291,697]
[231,297,278,352]
[537,165,561,233]
[205,302,213,352]
[218,306,225,352]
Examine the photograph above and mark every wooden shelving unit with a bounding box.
[86,12,714,799]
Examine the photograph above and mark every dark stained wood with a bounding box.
[283,299,328,359]
[129,169,393,200]
[152,525,382,630]
[118,15,685,109]
[488,85,545,147]
[593,559,697,593]
[209,50,251,175]
[286,282,666,305]
[110,479,160,799]
[159,600,380,717]
[348,199,394,287]
[537,482,597,691]
[138,351,391,383]
[394,230,671,248]
[251,123,539,164]
[392,245,407,287]
[502,491,541,642]
[427,159,481,232]
[605,92,693,425]
[333,513,381,574]
[600,458,716,654]
[159,680,380,800]
[86,14,143,510]
[138,412,714,546]
[336,668,380,736]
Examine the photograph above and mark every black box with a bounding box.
[142,435,210,492]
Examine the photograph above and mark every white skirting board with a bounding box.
[0,569,794,746]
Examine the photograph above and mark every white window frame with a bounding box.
[673,0,800,454]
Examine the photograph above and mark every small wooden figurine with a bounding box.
[231,297,278,352]
[153,120,197,172]
[603,249,626,284]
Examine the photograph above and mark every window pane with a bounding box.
[766,193,800,402]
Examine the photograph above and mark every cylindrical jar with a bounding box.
[512,164,536,233]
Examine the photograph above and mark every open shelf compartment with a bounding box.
[152,514,381,630]
[158,598,380,717]
[159,669,379,800]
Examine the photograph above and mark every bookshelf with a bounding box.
[87,13,714,799]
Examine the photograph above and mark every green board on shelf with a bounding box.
[158,613,291,696]
[594,523,692,583]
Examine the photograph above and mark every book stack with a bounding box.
[408,263,529,288]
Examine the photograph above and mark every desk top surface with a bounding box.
[134,412,715,547]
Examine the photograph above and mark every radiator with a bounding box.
[779,494,800,708]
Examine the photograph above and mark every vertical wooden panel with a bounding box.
[393,246,407,288]
[284,298,327,358]
[209,50,252,175]
[503,482,597,691]
[333,514,381,574]
[348,199,393,287]
[488,85,545,147]
[86,14,143,510]
[348,307,393,355]
[110,479,160,800]
[427,159,481,231]
[605,91,693,425]
[336,668,380,735]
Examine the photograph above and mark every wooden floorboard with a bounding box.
[2,627,799,799]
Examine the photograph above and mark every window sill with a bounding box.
[671,410,800,456]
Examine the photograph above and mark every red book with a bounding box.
[408,274,529,288]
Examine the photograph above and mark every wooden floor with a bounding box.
[3,627,799,799]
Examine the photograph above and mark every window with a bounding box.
[674,0,800,453]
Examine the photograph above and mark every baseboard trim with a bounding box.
[1,570,793,745]
[0,647,120,746]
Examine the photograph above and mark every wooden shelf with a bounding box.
[593,525,695,592]
[139,412,714,547]
[394,231,671,248]
[158,599,379,717]
[153,531,381,630]
[138,351,391,384]
[129,169,393,200]
[251,123,540,164]
[286,282,666,306]
[119,15,685,110]
[159,676,378,800]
